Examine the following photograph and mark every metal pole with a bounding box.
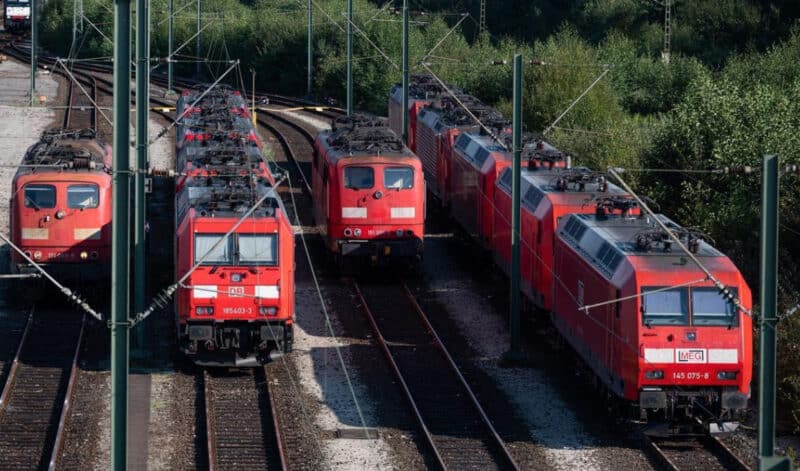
[758,155,792,471]
[195,0,201,80]
[111,0,131,466]
[507,53,523,358]
[346,0,353,115]
[167,0,174,93]
[133,0,149,361]
[307,0,312,97]
[72,0,77,46]
[401,0,409,143]
[251,68,256,127]
[29,0,36,106]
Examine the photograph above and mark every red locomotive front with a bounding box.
[553,211,752,422]
[9,129,112,281]
[175,177,294,366]
[312,115,425,266]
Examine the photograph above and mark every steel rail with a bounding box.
[352,280,521,471]
[642,432,752,471]
[203,370,217,471]
[47,314,87,471]
[0,307,35,414]
[263,366,289,471]
[255,116,313,195]
[641,434,680,471]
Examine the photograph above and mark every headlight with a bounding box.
[33,251,42,260]
[344,228,353,237]
[644,370,664,379]
[353,228,362,237]
[396,229,404,237]
[259,306,278,316]
[195,306,214,315]
[80,251,88,260]
[717,371,738,380]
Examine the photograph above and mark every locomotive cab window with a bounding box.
[24,184,56,209]
[641,287,689,326]
[692,287,739,326]
[384,167,413,189]
[67,184,99,209]
[344,166,374,189]
[195,234,233,264]
[238,234,278,265]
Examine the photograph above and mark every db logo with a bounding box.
[676,349,706,363]
[228,286,245,297]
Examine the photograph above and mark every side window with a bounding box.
[344,166,374,189]
[24,184,56,209]
[67,184,99,209]
[384,167,413,189]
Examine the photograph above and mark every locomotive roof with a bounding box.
[180,84,246,108]
[319,114,413,160]
[18,129,109,174]
[177,174,284,220]
[178,137,261,167]
[453,132,571,173]
[390,74,450,101]
[497,167,628,213]
[418,93,509,132]
[559,212,723,279]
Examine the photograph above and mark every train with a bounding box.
[9,128,112,282]
[312,114,425,268]
[3,0,31,30]
[174,85,294,366]
[389,74,753,425]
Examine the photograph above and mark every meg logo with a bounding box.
[676,348,706,364]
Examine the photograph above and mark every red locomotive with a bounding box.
[388,74,448,153]
[9,129,112,281]
[174,85,294,366]
[493,158,634,311]
[553,210,751,421]
[390,85,753,423]
[312,115,425,267]
[415,93,507,211]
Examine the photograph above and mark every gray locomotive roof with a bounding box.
[558,213,723,279]
[496,167,628,213]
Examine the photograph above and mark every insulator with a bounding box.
[721,165,755,175]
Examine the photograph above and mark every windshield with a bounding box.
[642,287,689,326]
[344,166,374,189]
[67,184,99,209]
[24,184,56,209]
[692,288,738,326]
[238,234,278,265]
[384,167,413,189]
[194,234,232,264]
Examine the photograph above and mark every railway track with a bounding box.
[0,307,85,470]
[642,431,751,471]
[353,280,520,471]
[61,69,97,131]
[202,368,286,470]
